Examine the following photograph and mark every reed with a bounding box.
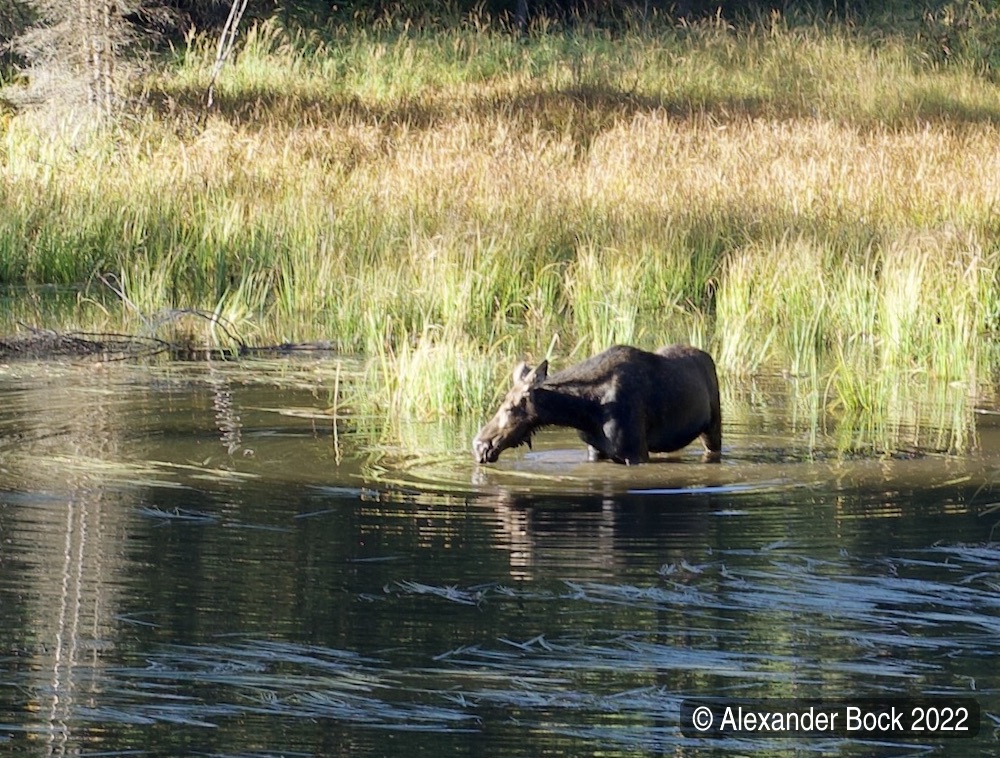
[366,325,501,422]
[1,10,999,436]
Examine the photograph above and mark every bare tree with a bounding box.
[204,0,249,111]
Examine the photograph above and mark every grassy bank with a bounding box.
[1,11,998,441]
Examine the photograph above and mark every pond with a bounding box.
[0,357,998,756]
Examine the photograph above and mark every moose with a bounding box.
[473,344,722,466]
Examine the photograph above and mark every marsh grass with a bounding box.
[367,326,502,422]
[2,12,1000,442]
[827,354,977,455]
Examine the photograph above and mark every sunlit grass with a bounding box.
[366,326,501,422]
[1,11,999,443]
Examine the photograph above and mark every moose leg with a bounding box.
[603,413,648,466]
[587,445,609,462]
[699,405,722,461]
[579,431,611,461]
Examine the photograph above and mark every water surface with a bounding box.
[0,358,998,756]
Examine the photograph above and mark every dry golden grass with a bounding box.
[1,13,998,431]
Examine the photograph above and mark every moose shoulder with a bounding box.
[472,344,722,466]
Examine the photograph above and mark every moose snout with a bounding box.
[472,435,497,464]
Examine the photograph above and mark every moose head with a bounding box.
[472,360,549,464]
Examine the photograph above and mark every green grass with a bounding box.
[1,10,999,448]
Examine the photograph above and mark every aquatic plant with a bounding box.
[366,325,502,423]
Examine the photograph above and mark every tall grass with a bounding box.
[367,325,502,422]
[1,12,999,435]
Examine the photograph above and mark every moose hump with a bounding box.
[472,344,722,466]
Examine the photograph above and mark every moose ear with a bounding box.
[512,362,532,385]
[527,360,548,385]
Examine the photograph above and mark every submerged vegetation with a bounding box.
[1,8,999,449]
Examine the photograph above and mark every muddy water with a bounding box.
[0,358,998,756]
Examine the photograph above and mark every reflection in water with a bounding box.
[0,360,997,756]
[481,487,781,584]
[0,367,134,756]
[210,369,246,457]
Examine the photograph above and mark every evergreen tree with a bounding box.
[13,0,129,114]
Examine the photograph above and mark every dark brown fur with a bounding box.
[473,344,722,465]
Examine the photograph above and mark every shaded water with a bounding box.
[0,358,998,756]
